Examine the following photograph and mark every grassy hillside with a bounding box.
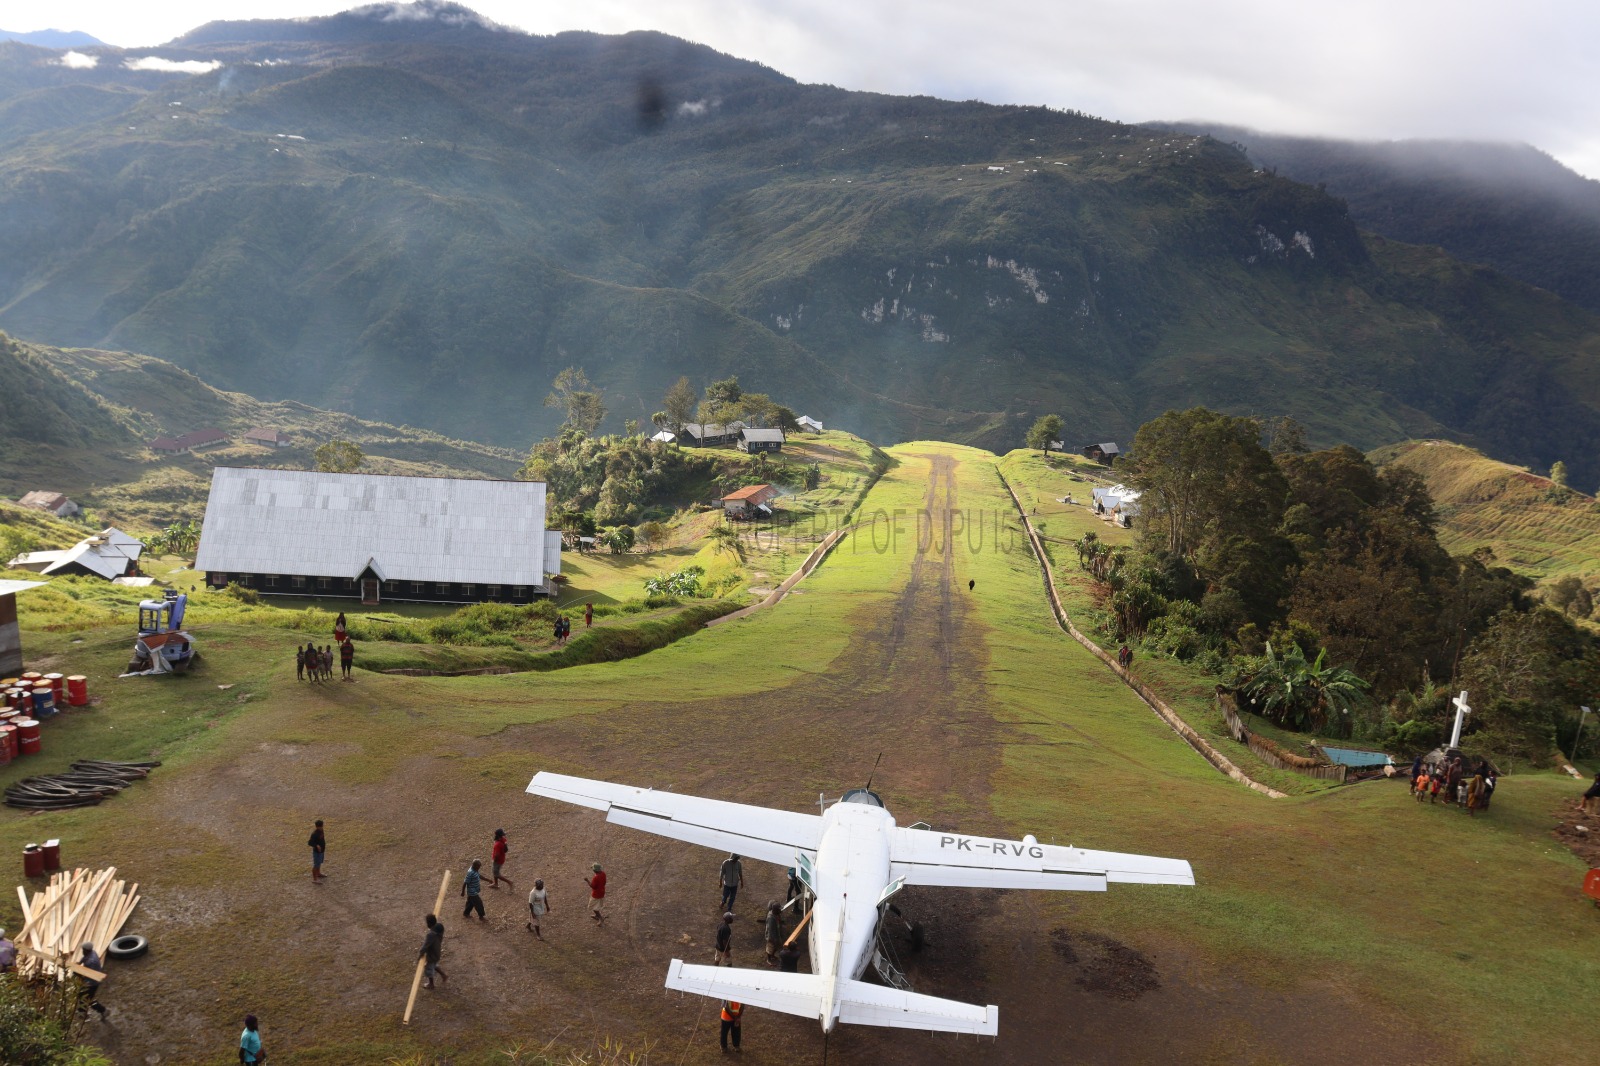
[1,15,1600,484]
[0,331,521,528]
[1,441,1594,1063]
[1373,439,1600,586]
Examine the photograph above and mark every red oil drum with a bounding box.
[18,734,41,756]
[0,677,17,689]
[43,673,63,699]
[66,676,89,706]
[19,671,41,684]
[22,844,43,878]
[41,839,60,872]
[0,724,14,764]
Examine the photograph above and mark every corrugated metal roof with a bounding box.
[741,427,786,443]
[0,579,46,597]
[38,528,142,580]
[721,483,775,502]
[194,468,555,585]
[177,428,228,448]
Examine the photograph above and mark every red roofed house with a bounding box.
[244,427,293,448]
[719,483,778,518]
[151,429,229,455]
[17,491,79,518]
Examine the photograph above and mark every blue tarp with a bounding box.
[1319,745,1394,769]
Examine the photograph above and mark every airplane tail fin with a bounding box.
[663,961,998,1035]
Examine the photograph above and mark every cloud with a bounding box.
[677,98,713,117]
[56,50,98,69]
[123,56,222,74]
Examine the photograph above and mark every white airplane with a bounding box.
[527,771,1194,1036]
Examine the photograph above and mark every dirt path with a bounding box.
[85,450,1419,1065]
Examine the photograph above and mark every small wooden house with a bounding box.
[796,416,824,433]
[720,483,778,518]
[1083,442,1121,465]
[151,428,229,454]
[17,491,79,518]
[738,427,785,453]
[244,427,292,448]
[681,422,741,447]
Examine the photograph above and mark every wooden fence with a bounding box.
[1216,690,1347,783]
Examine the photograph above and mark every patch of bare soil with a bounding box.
[1552,799,1600,868]
[1050,927,1161,1000]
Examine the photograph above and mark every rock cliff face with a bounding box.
[1,9,1598,483]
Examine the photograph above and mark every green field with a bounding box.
[0,444,1594,1065]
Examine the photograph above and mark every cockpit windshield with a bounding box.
[840,788,885,808]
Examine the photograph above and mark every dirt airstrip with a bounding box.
[78,450,1416,1065]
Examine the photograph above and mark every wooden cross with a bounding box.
[1449,691,1471,750]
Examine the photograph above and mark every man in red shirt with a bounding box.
[491,829,514,889]
[585,863,607,924]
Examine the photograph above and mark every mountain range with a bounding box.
[1159,124,1600,317]
[0,2,1598,485]
[0,29,102,49]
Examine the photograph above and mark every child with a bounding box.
[1413,770,1430,802]
[1429,773,1443,804]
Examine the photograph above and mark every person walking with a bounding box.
[1582,772,1600,817]
[340,638,354,680]
[238,1013,266,1064]
[1466,766,1487,817]
[1408,755,1423,792]
[527,878,550,938]
[333,611,348,644]
[584,601,594,628]
[719,853,744,913]
[308,819,327,883]
[585,863,607,924]
[713,911,735,966]
[461,860,487,921]
[295,644,305,682]
[77,942,107,1019]
[419,913,448,989]
[719,999,744,1052]
[490,829,514,889]
[764,901,783,965]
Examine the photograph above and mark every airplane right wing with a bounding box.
[888,825,1193,891]
[527,772,822,868]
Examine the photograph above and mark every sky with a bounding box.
[11,0,1600,179]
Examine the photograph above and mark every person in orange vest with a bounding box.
[719,1000,743,1052]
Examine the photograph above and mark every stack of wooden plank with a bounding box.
[12,866,140,980]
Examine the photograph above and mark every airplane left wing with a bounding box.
[888,825,1193,891]
[527,772,822,868]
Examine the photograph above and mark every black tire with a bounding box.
[108,934,148,960]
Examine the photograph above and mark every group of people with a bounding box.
[552,603,596,646]
[1408,754,1497,816]
[295,613,356,681]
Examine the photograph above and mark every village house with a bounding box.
[650,429,678,444]
[680,422,742,447]
[796,416,824,433]
[738,427,785,454]
[193,468,562,605]
[0,579,46,674]
[16,491,79,518]
[720,483,779,518]
[150,428,229,455]
[1083,442,1121,465]
[243,427,293,448]
[8,528,143,580]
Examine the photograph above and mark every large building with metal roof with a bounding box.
[193,468,562,605]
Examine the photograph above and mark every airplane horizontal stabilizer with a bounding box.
[664,960,828,1021]
[836,979,998,1035]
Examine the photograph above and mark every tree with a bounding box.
[600,525,635,554]
[314,439,364,473]
[1550,460,1569,489]
[704,376,742,409]
[710,522,745,562]
[1026,414,1063,455]
[1549,575,1584,615]
[637,520,668,551]
[545,367,606,435]
[662,376,697,434]
[739,393,780,429]
[624,419,640,437]
[1264,416,1309,456]
[772,405,802,435]
[1124,408,1288,563]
